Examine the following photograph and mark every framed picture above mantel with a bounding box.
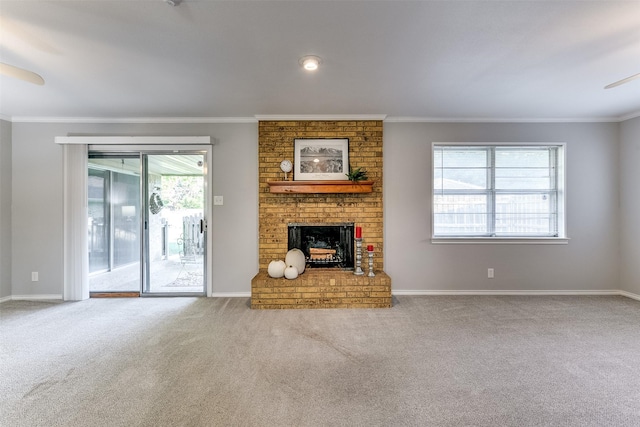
[294,138,349,181]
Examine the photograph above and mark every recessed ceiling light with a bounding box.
[299,55,322,71]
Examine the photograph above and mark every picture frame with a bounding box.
[294,138,349,181]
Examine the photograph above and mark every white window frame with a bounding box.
[432,142,568,245]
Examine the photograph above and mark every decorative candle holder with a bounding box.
[354,238,364,275]
[367,249,375,277]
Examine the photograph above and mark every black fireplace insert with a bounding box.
[288,223,354,270]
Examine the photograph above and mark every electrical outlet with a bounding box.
[31,272,39,282]
[487,268,494,279]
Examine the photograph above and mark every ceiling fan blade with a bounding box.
[0,62,45,85]
[604,72,640,89]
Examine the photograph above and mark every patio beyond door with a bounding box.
[88,151,208,296]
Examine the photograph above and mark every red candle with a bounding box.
[367,245,374,252]
[355,226,362,239]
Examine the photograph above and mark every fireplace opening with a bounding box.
[288,223,354,270]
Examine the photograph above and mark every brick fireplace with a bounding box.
[251,120,391,309]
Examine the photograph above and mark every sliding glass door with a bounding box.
[88,150,208,296]
[143,154,206,294]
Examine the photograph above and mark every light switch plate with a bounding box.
[213,196,224,206]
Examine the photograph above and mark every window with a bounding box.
[433,144,566,241]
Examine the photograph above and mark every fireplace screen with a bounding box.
[288,223,354,270]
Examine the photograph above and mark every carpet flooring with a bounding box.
[1,295,639,426]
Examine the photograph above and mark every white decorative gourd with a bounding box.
[285,248,306,274]
[284,265,299,280]
[267,260,286,278]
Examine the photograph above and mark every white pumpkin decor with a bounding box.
[267,260,286,278]
[285,248,306,275]
[284,265,299,280]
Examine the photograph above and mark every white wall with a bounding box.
[10,122,258,297]
[0,120,11,299]
[384,122,620,292]
[620,116,640,295]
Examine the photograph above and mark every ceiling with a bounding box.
[1,0,639,122]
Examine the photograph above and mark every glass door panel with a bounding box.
[88,169,109,273]
[144,153,206,294]
[112,172,141,267]
[88,156,141,293]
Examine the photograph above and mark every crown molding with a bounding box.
[384,116,623,123]
[9,116,257,124]
[255,114,387,121]
[3,112,638,124]
[619,110,640,122]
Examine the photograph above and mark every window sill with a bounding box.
[431,237,570,245]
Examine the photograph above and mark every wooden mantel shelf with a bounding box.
[268,180,374,194]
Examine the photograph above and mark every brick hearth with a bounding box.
[251,270,392,309]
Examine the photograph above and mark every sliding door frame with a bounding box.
[92,145,213,297]
[57,136,213,300]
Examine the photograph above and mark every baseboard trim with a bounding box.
[9,294,63,301]
[2,290,637,302]
[211,290,634,299]
[210,292,251,298]
[618,290,640,301]
[392,290,622,297]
